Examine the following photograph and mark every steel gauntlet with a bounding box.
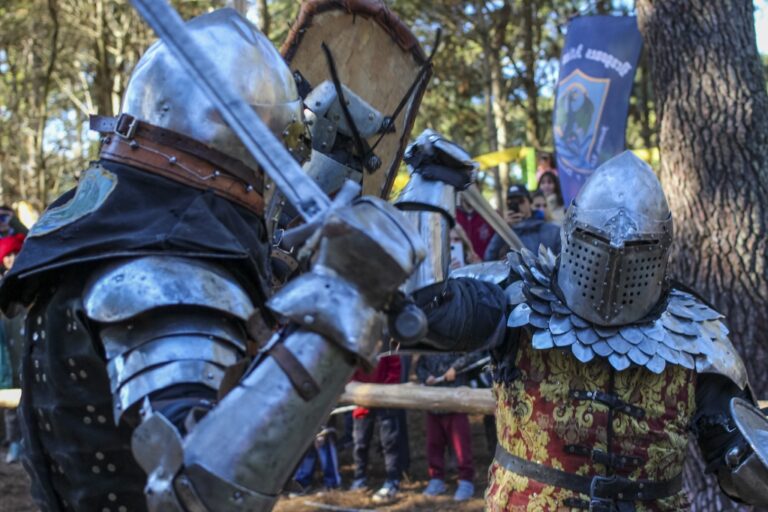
[134,196,424,512]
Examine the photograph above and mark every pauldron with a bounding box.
[506,246,748,388]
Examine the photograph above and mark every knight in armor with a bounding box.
[0,8,426,512]
[401,145,768,511]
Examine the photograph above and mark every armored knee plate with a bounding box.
[83,256,253,423]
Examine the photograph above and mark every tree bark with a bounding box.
[256,0,270,38]
[637,1,768,510]
[521,0,540,149]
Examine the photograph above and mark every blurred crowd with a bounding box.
[0,205,27,465]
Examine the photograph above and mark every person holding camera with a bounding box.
[483,184,561,261]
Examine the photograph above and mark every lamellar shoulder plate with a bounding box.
[506,247,748,388]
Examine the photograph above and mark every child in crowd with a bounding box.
[349,355,405,503]
[416,352,484,501]
[290,425,341,496]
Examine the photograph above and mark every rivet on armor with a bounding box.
[96,452,105,460]
[107,464,116,472]
[118,507,127,512]
[213,170,221,177]
[168,156,177,165]
[97,415,107,424]
[42,374,47,383]
[45,422,52,431]
[92,465,101,474]
[79,370,88,379]
[206,372,214,380]
[246,184,254,193]
[68,358,76,367]
[32,332,39,341]
[84,416,92,424]
[69,373,78,381]
[101,507,110,512]
[86,405,96,412]
[303,314,315,325]
[37,316,42,325]
[265,183,272,190]
[108,494,117,502]
[618,493,624,499]
[129,140,139,149]
[34,359,40,368]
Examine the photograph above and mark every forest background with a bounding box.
[2,0,766,219]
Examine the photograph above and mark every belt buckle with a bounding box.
[114,113,138,140]
[589,475,617,512]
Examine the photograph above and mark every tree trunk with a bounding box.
[637,1,768,510]
[480,34,505,209]
[256,0,270,37]
[521,0,540,149]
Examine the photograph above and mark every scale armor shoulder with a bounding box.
[505,246,748,388]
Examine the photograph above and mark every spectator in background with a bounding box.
[450,224,481,270]
[0,231,24,464]
[531,190,550,221]
[417,352,481,501]
[484,184,560,261]
[349,355,405,503]
[536,170,566,225]
[0,205,28,237]
[290,425,342,496]
[455,195,494,259]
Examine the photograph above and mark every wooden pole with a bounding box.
[339,382,496,415]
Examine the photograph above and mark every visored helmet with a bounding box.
[557,151,673,326]
[121,8,308,170]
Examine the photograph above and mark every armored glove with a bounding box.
[133,195,424,512]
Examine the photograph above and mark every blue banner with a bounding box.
[553,16,643,206]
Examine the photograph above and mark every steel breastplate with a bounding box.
[505,247,747,388]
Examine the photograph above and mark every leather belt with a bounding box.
[91,114,265,215]
[494,444,682,510]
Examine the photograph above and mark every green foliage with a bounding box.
[0,0,661,210]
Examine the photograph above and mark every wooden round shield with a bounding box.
[281,0,430,198]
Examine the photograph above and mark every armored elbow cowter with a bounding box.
[83,257,253,426]
[128,197,424,511]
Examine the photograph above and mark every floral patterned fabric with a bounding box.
[485,330,695,511]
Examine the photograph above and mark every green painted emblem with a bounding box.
[29,165,118,238]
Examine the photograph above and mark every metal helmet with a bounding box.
[557,151,673,326]
[121,8,307,170]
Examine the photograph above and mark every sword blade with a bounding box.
[461,185,523,251]
[129,0,330,221]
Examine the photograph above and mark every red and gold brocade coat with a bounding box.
[483,248,746,511]
[485,337,694,511]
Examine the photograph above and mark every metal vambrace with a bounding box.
[132,196,425,511]
[395,130,476,294]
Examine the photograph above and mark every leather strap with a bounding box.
[494,444,682,503]
[91,114,264,215]
[564,444,644,470]
[571,389,646,419]
[268,343,320,401]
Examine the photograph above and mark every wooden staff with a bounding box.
[339,382,495,415]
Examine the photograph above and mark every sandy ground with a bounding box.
[1,411,492,512]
